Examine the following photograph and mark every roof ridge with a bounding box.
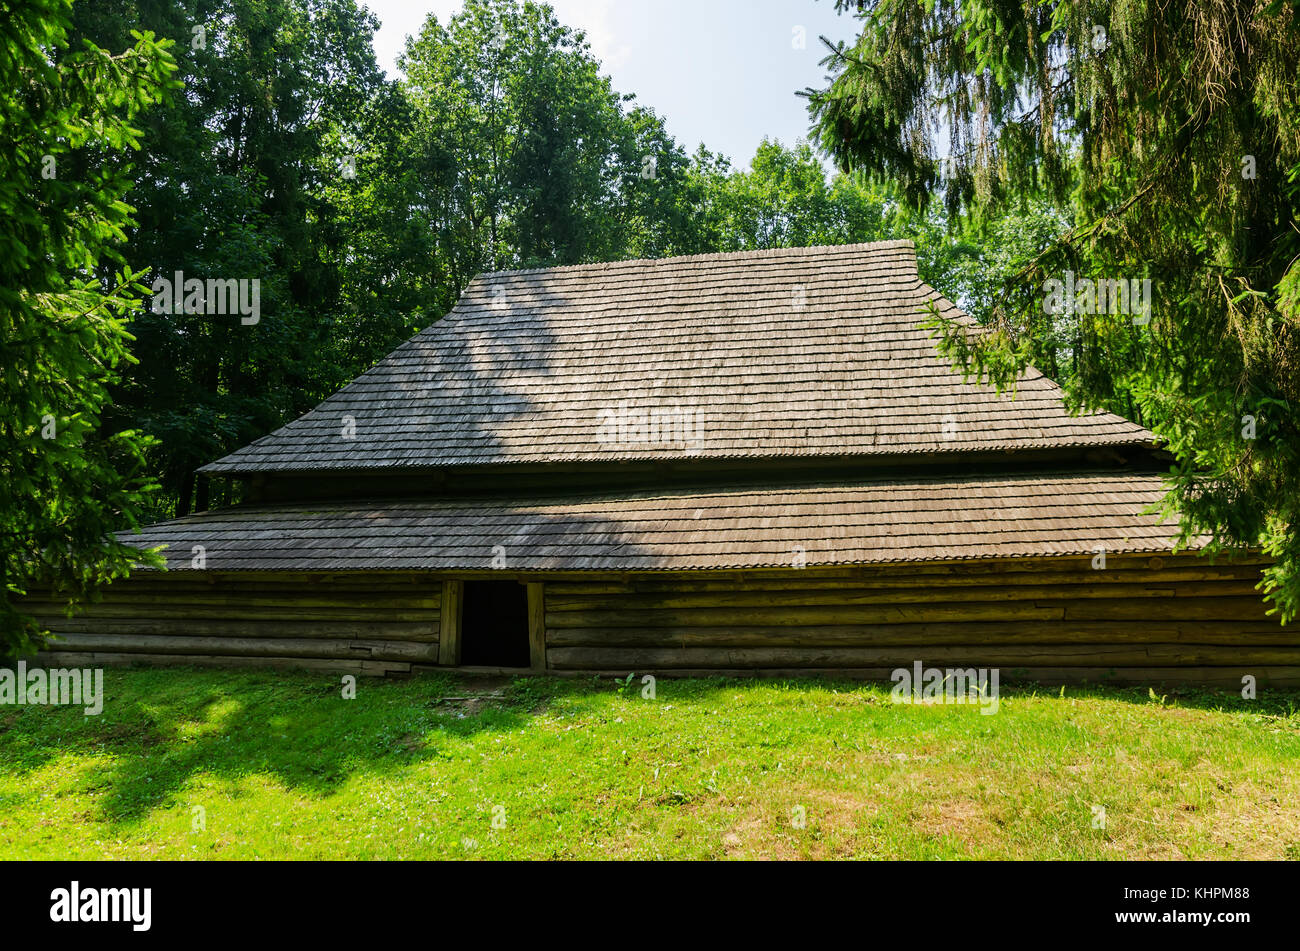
[475,238,918,281]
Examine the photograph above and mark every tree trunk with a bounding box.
[176,470,195,518]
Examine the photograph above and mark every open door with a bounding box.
[458,580,531,668]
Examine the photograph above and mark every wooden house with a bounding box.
[30,240,1295,683]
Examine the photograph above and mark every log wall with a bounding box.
[28,572,440,676]
[22,555,1300,685]
[541,555,1300,686]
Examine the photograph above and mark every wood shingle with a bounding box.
[200,241,1152,475]
[127,471,1184,572]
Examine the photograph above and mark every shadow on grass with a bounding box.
[0,667,565,823]
[0,666,1297,826]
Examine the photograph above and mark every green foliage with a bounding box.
[1,0,175,655]
[678,138,1058,326]
[614,672,637,696]
[399,0,694,271]
[69,0,390,519]
[809,0,1300,619]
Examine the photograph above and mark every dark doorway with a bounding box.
[460,581,530,668]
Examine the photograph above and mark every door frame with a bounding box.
[439,578,546,672]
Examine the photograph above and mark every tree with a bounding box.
[808,0,1300,619]
[1,0,175,656]
[680,138,1002,311]
[71,0,390,518]
[400,0,680,272]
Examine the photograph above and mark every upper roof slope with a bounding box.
[202,240,1153,475]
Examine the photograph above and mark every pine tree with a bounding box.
[808,0,1300,619]
[1,0,176,655]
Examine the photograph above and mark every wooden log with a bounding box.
[21,603,441,622]
[537,666,1300,687]
[34,617,440,641]
[543,620,1293,648]
[547,602,1068,628]
[33,650,410,677]
[44,632,439,663]
[546,643,1300,670]
[543,580,1264,612]
[546,595,1271,629]
[1060,598,1271,621]
[23,594,441,611]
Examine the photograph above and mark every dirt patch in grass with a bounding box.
[432,697,498,717]
[712,786,878,860]
[919,798,1000,850]
[431,681,511,717]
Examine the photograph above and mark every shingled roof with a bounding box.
[131,471,1183,572]
[201,240,1153,475]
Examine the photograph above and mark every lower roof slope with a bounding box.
[127,470,1183,572]
[202,240,1153,476]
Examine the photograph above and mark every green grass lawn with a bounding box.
[1,667,1298,860]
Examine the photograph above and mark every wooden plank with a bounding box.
[438,580,462,666]
[527,582,546,671]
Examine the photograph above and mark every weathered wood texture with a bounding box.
[22,555,1298,684]
[542,555,1298,684]
[26,572,439,676]
[438,580,462,666]
[527,582,547,671]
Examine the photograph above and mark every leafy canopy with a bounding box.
[808,0,1300,619]
[1,0,176,655]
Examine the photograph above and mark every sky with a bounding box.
[362,0,862,169]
